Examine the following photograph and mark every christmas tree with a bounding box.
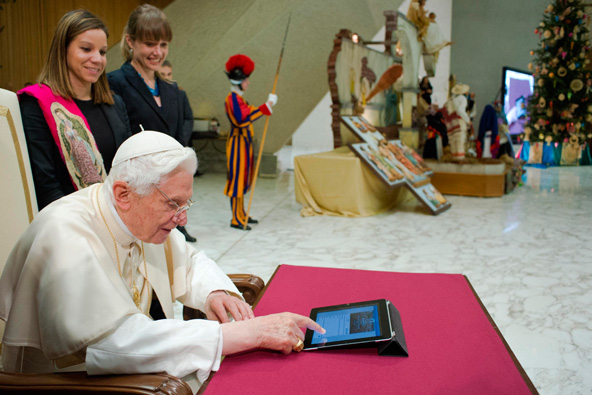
[526,0,591,145]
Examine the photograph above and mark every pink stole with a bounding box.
[18,84,105,191]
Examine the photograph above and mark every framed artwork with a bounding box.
[345,116,449,215]
[350,139,431,186]
[409,183,451,215]
[350,142,406,188]
[341,115,385,146]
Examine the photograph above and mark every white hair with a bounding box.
[105,147,198,199]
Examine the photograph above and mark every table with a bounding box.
[201,265,537,395]
[294,147,412,217]
[190,131,228,173]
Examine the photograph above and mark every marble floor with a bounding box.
[185,151,592,395]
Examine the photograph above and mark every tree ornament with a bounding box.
[559,93,566,101]
[528,63,533,71]
[539,97,547,107]
[569,62,576,70]
[571,79,584,91]
[568,92,572,100]
[558,66,568,76]
[549,72,555,77]
[547,108,553,117]
[538,79,545,87]
[539,133,545,139]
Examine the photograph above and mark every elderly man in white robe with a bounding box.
[0,131,323,390]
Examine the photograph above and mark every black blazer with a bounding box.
[108,62,192,144]
[20,93,132,210]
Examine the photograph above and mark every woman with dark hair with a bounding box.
[107,4,196,242]
[18,9,131,210]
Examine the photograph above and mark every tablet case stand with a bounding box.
[378,301,409,357]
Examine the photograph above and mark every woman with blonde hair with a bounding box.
[108,4,196,242]
[18,9,131,210]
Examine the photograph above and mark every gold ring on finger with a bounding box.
[293,338,304,352]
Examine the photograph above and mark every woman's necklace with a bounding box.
[138,72,160,96]
[96,186,151,315]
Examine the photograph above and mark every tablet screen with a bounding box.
[304,299,392,350]
[310,304,380,345]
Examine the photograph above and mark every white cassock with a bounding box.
[0,183,241,386]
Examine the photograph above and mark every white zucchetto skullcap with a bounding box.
[112,131,182,167]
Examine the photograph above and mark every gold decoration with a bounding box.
[558,67,567,77]
[546,108,553,117]
[559,93,565,101]
[539,133,544,139]
[539,97,547,107]
[570,79,584,92]
[544,30,552,39]
[538,79,545,87]
[569,63,576,70]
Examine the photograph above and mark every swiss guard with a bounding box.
[223,54,277,230]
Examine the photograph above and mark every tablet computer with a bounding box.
[303,299,394,351]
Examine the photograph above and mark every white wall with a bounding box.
[450,0,549,116]
[291,0,453,158]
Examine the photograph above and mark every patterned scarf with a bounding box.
[18,84,105,190]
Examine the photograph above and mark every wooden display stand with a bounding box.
[426,159,510,197]
[430,170,509,197]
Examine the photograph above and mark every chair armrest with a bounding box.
[183,273,265,320]
[0,371,192,394]
[227,273,265,306]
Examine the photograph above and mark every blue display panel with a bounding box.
[311,305,381,345]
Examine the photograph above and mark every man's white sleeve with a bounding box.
[86,313,223,383]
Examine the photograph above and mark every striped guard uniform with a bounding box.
[224,91,271,226]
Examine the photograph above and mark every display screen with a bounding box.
[502,67,534,136]
[311,304,381,345]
